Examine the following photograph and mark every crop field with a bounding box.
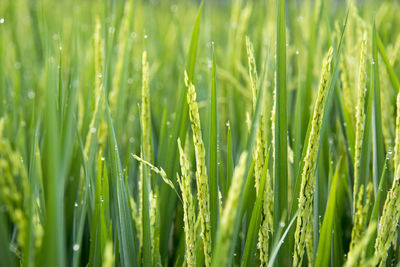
[1,0,400,266]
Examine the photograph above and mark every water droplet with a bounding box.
[108,27,115,34]
[144,34,148,39]
[73,244,80,251]
[98,73,102,78]
[388,150,393,155]
[296,50,300,55]
[129,137,134,143]
[279,221,285,228]
[59,45,62,51]
[101,157,105,161]
[74,202,78,207]
[90,127,97,133]
[28,91,35,99]
[207,59,212,68]
[233,253,237,256]
[372,61,375,65]
[226,121,230,127]
[0,18,4,24]
[170,5,178,13]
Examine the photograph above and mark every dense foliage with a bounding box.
[1,0,400,266]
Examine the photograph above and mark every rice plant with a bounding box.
[1,0,400,266]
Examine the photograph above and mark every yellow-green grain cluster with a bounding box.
[177,138,196,267]
[246,36,273,265]
[293,47,333,267]
[353,35,368,211]
[185,71,212,266]
[149,192,159,265]
[0,119,33,251]
[141,50,152,163]
[374,92,400,267]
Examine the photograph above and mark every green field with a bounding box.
[1,0,400,266]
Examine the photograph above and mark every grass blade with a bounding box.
[273,0,288,263]
[208,43,219,247]
[315,163,344,267]
[106,104,137,267]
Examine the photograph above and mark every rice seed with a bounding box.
[185,71,212,266]
[177,138,196,267]
[374,92,400,266]
[353,35,368,212]
[293,47,333,267]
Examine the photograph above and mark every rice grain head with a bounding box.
[375,92,400,267]
[185,71,212,266]
[293,47,333,267]
[141,49,152,163]
[0,118,31,251]
[353,34,368,212]
[177,138,196,267]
